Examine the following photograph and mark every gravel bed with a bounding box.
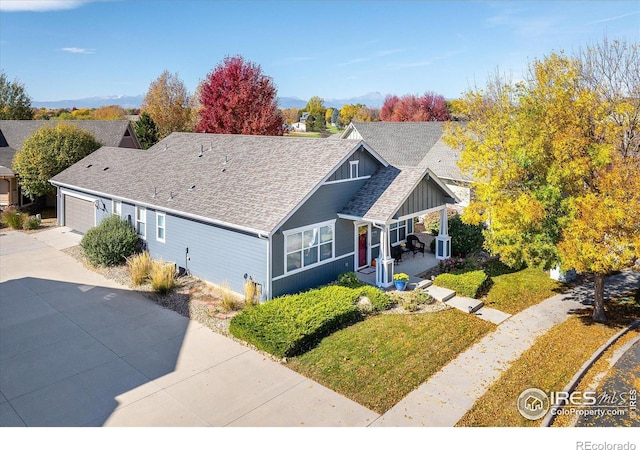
[62,245,237,336]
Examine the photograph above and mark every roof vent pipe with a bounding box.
[198,145,203,157]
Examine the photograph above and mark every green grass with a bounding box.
[285,131,323,138]
[287,309,495,413]
[483,264,564,315]
[457,297,640,427]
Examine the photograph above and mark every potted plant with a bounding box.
[393,272,410,291]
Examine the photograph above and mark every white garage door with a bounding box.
[64,195,95,234]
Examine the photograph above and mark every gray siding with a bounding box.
[272,181,366,278]
[396,178,446,218]
[271,255,353,298]
[326,149,381,182]
[143,211,267,296]
[58,188,267,296]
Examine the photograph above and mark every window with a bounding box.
[112,200,121,217]
[285,221,335,273]
[389,220,407,245]
[350,160,360,179]
[156,212,166,243]
[135,206,146,239]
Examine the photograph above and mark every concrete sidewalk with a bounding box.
[372,270,640,426]
[0,229,378,427]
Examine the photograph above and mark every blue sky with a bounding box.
[0,0,638,103]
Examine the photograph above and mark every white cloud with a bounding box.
[61,47,95,54]
[0,1,90,12]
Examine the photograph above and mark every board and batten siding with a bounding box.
[325,149,381,182]
[396,177,447,218]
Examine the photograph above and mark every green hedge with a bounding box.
[434,270,488,299]
[230,285,367,358]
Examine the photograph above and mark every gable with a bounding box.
[325,147,383,183]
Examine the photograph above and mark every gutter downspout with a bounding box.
[259,232,272,302]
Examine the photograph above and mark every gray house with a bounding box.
[50,132,457,299]
[339,121,472,206]
[0,120,141,208]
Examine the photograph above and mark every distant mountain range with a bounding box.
[32,92,387,110]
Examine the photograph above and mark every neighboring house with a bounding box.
[291,112,310,132]
[50,132,458,299]
[339,121,473,206]
[0,120,141,208]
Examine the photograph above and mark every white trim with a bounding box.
[323,175,371,185]
[350,160,360,179]
[112,200,122,218]
[156,212,166,243]
[395,204,446,222]
[51,181,268,237]
[272,252,355,281]
[135,206,146,240]
[59,187,97,203]
[283,219,336,275]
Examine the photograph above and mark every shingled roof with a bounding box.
[0,120,139,150]
[51,133,367,235]
[341,121,470,183]
[0,120,140,176]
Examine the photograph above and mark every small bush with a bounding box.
[23,215,41,230]
[244,279,258,306]
[150,259,176,295]
[81,215,139,266]
[438,256,465,273]
[434,270,488,299]
[127,251,153,286]
[337,272,363,288]
[229,285,362,358]
[358,285,394,312]
[1,207,27,230]
[221,281,239,312]
[431,215,485,257]
[402,290,435,312]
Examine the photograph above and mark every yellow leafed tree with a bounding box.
[445,39,639,322]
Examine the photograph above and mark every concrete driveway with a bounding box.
[0,229,378,426]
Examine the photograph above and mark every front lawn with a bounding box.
[286,308,495,413]
[483,262,564,315]
[456,296,640,427]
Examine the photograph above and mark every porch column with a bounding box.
[375,224,394,288]
[435,207,451,260]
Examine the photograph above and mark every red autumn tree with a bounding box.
[195,55,284,135]
[380,92,450,121]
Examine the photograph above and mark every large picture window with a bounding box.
[285,221,335,273]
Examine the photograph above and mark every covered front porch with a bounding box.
[355,239,439,288]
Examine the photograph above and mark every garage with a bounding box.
[64,195,95,234]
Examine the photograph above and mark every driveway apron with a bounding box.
[0,229,378,427]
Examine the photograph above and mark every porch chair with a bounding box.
[391,245,403,263]
[406,234,425,257]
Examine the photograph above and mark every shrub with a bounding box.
[434,270,488,299]
[23,215,41,230]
[150,259,176,295]
[402,290,435,312]
[1,207,26,230]
[221,281,239,312]
[244,279,258,306]
[358,285,394,312]
[127,251,153,286]
[431,215,485,257]
[229,285,362,358]
[80,215,139,266]
[337,272,363,288]
[438,256,465,273]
